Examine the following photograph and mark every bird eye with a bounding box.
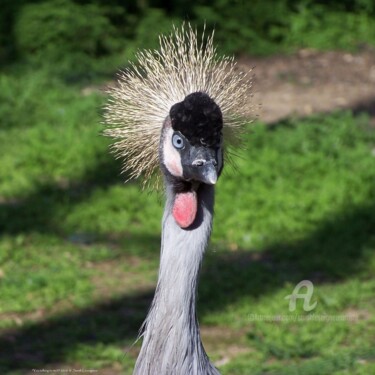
[172,133,184,149]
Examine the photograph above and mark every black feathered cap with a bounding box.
[169,92,223,147]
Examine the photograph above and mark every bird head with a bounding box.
[160,92,224,186]
[104,24,251,191]
[104,24,251,228]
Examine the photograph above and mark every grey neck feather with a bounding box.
[133,183,220,375]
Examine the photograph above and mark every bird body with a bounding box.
[105,24,250,375]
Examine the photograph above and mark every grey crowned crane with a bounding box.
[104,24,250,375]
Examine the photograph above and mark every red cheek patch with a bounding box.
[172,191,198,228]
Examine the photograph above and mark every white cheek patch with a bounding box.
[163,127,183,177]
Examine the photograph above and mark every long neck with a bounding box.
[133,184,220,375]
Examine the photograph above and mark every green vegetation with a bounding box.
[14,0,122,79]
[2,0,375,77]
[0,67,375,373]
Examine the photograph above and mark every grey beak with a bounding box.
[196,161,217,185]
[181,145,220,185]
[186,159,218,185]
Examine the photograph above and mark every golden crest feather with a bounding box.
[104,23,251,188]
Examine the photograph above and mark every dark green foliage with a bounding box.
[1,0,375,74]
[194,0,291,55]
[120,7,181,61]
[14,0,123,78]
[284,1,375,51]
[193,0,375,55]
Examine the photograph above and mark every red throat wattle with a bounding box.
[172,191,198,228]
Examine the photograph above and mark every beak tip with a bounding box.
[204,168,218,185]
[185,159,219,185]
[207,176,217,185]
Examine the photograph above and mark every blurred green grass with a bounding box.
[2,0,375,79]
[0,70,375,374]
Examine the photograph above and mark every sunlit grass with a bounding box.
[0,71,375,374]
